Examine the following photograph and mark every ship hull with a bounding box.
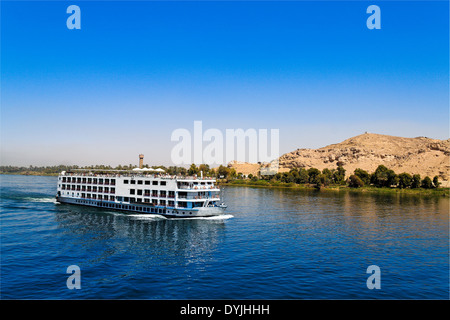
[56,196,226,218]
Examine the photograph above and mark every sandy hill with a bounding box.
[227,161,261,177]
[228,133,450,186]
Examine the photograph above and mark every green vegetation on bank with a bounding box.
[1,163,447,196]
[0,163,222,177]
[0,163,226,177]
[219,163,448,196]
[0,165,72,176]
[223,179,449,196]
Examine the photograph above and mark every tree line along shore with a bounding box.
[222,164,448,196]
[0,163,448,196]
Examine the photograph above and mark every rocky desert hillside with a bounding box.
[229,133,450,186]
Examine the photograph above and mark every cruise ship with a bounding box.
[56,161,227,218]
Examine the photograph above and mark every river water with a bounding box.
[1,175,448,299]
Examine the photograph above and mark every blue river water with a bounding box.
[1,175,448,299]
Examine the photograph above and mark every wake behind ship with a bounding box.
[56,168,227,218]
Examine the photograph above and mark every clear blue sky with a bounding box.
[1,1,449,166]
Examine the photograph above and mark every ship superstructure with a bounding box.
[56,169,227,218]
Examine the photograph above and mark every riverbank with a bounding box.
[0,172,59,176]
[219,179,450,196]
[2,172,448,196]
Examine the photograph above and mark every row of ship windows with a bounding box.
[129,189,175,197]
[124,180,166,186]
[61,177,116,184]
[60,178,170,186]
[74,194,116,201]
[66,192,174,205]
[75,200,168,213]
[61,185,115,193]
[73,200,196,215]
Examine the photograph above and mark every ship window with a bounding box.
[130,189,135,195]
[138,180,143,184]
[161,181,166,186]
[124,180,129,184]
[130,180,136,184]
[137,190,142,195]
[145,181,150,185]
[152,181,158,185]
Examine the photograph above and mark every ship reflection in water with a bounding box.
[54,204,232,284]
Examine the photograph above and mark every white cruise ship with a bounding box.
[56,167,227,218]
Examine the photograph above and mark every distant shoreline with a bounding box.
[2,172,448,197]
[219,180,450,197]
[0,172,59,176]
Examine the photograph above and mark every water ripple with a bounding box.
[1,175,448,299]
